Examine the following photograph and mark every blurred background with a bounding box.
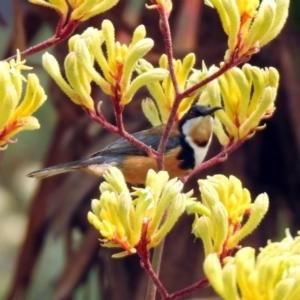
[0,0,300,299]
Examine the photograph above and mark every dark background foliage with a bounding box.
[1,0,300,299]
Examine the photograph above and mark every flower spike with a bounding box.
[30,0,120,24]
[199,64,279,144]
[0,51,46,148]
[88,167,192,257]
[206,0,290,61]
[139,53,198,125]
[188,175,269,257]
[43,20,167,111]
[205,231,300,300]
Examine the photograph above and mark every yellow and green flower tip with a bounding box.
[43,20,168,110]
[187,175,269,256]
[29,0,120,24]
[88,167,192,258]
[70,0,120,22]
[205,0,289,61]
[139,53,199,126]
[198,64,279,145]
[0,51,47,149]
[204,230,300,300]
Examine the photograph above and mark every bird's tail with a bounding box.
[28,158,101,179]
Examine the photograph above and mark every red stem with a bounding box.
[55,13,67,36]
[167,278,209,300]
[166,242,236,299]
[139,251,169,299]
[158,6,180,96]
[138,240,210,300]
[136,222,169,299]
[5,19,80,61]
[156,6,180,170]
[87,109,157,157]
[111,73,126,134]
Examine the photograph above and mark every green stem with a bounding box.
[145,239,166,300]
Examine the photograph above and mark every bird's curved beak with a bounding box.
[206,106,223,116]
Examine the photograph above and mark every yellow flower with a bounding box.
[198,64,279,145]
[43,21,168,110]
[88,167,192,258]
[204,230,300,300]
[29,0,120,24]
[0,51,47,148]
[186,175,269,255]
[206,0,290,61]
[139,53,199,126]
[70,0,120,22]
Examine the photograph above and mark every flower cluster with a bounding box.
[42,20,168,112]
[88,167,192,257]
[186,175,269,256]
[204,229,300,300]
[0,51,46,149]
[205,0,290,61]
[139,54,201,125]
[29,0,120,24]
[198,64,279,145]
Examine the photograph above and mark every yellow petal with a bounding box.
[10,74,46,121]
[0,86,18,130]
[141,98,162,126]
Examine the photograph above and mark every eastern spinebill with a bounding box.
[28,105,222,185]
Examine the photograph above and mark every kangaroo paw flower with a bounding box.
[0,51,46,148]
[199,64,279,144]
[204,230,300,300]
[88,167,192,257]
[188,175,269,256]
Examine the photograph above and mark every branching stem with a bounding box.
[87,108,157,157]
[5,19,80,61]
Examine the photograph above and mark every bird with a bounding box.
[28,105,222,185]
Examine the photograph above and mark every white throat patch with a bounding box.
[181,116,214,167]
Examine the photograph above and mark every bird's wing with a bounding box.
[89,125,181,157]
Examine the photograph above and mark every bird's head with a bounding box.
[178,105,223,139]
